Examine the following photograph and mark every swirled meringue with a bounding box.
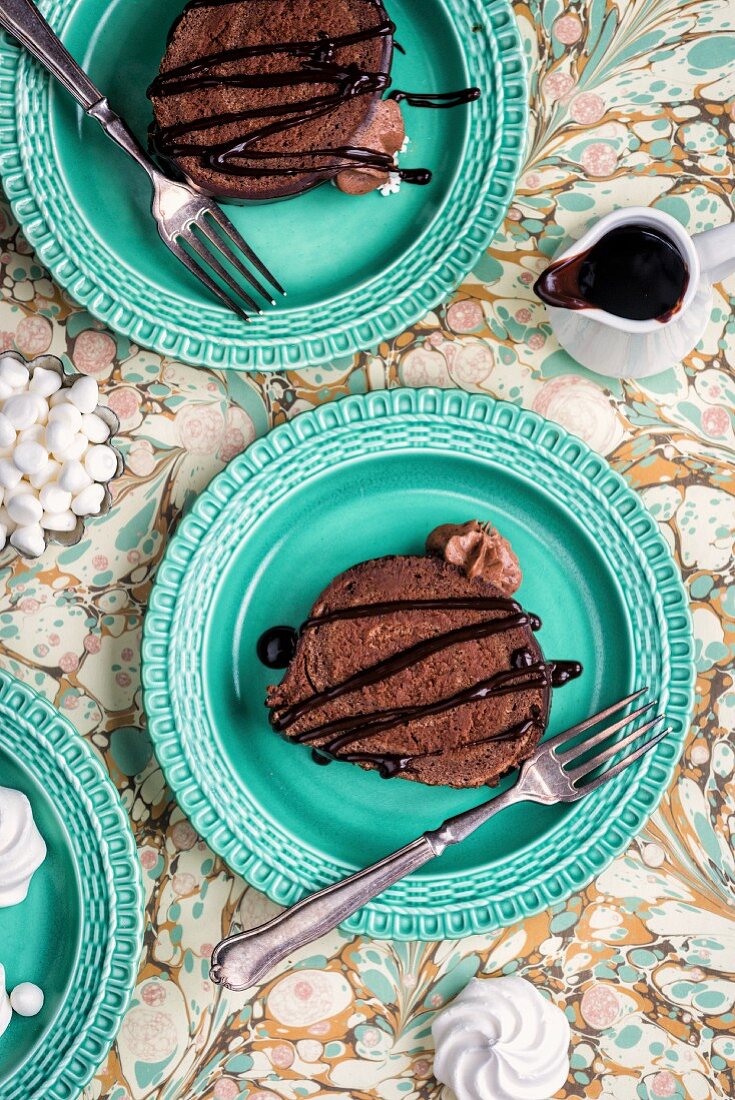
[0,965,11,1039]
[0,787,47,908]
[432,976,571,1100]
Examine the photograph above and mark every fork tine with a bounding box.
[199,215,276,306]
[186,232,262,314]
[544,688,647,752]
[555,700,656,760]
[169,238,250,321]
[568,714,665,780]
[206,206,286,297]
[575,726,672,793]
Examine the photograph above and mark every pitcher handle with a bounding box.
[692,224,735,286]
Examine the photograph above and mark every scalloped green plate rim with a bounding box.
[0,671,143,1100]
[0,0,527,371]
[142,388,695,939]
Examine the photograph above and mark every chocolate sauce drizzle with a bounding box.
[264,594,582,777]
[272,609,536,730]
[148,0,480,185]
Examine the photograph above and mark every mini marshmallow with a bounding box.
[0,505,14,530]
[57,432,88,463]
[3,393,41,430]
[80,412,110,444]
[57,460,92,495]
[49,388,70,407]
[0,458,22,490]
[29,366,62,398]
[39,483,72,514]
[10,524,45,558]
[13,441,49,476]
[0,357,30,389]
[7,492,43,526]
[46,420,74,457]
[31,459,61,490]
[0,379,13,401]
[0,521,6,547]
[84,445,117,483]
[18,424,45,446]
[9,983,44,1017]
[48,403,83,433]
[41,509,77,532]
[72,482,105,517]
[0,412,15,449]
[67,376,98,415]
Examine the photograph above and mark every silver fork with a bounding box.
[0,0,283,319]
[210,688,670,990]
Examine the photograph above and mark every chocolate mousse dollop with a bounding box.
[335,99,405,196]
[426,520,522,595]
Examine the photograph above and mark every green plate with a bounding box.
[0,0,526,371]
[0,672,143,1100]
[142,389,694,939]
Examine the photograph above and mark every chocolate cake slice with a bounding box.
[264,528,581,787]
[148,0,395,201]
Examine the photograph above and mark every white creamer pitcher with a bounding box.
[537,207,733,379]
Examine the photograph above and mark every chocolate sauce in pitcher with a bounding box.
[535,223,689,322]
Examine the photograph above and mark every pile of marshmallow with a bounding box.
[0,354,120,558]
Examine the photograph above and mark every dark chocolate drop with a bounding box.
[549,660,583,686]
[257,626,298,668]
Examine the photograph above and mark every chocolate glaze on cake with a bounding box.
[265,553,582,787]
[148,0,481,201]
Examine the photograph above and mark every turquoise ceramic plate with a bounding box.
[0,672,143,1100]
[142,389,694,939]
[0,0,526,371]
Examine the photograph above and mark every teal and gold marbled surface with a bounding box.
[0,0,734,1095]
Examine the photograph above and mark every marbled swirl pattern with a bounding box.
[0,0,733,1094]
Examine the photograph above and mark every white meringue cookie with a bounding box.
[432,977,571,1100]
[71,482,105,517]
[7,492,42,527]
[41,509,77,532]
[0,965,10,1039]
[10,523,45,558]
[39,483,72,514]
[58,459,91,495]
[0,411,15,448]
[13,441,48,476]
[29,366,62,397]
[48,388,70,407]
[57,432,88,463]
[30,458,61,490]
[3,393,41,431]
[84,444,117,482]
[0,357,29,389]
[80,412,110,443]
[46,419,73,457]
[48,402,82,433]
[67,376,99,414]
[0,787,47,907]
[0,458,22,491]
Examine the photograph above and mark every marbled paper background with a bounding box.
[0,0,734,1095]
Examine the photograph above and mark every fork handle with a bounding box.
[210,835,438,991]
[210,786,524,991]
[0,0,156,175]
[0,0,101,108]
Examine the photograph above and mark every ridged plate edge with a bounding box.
[0,671,143,1100]
[142,388,695,939]
[0,0,527,370]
